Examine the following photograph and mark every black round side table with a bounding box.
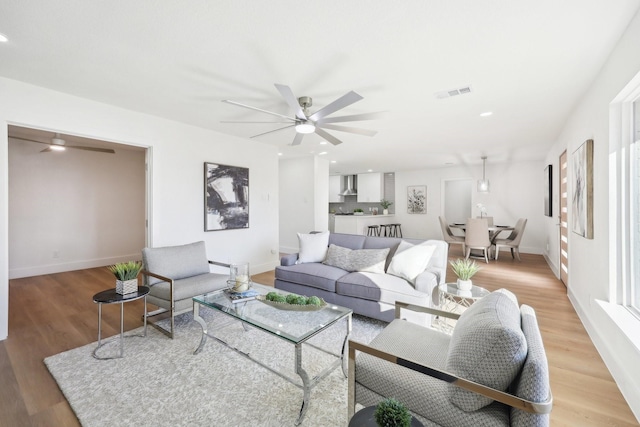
[92,286,149,360]
[349,406,424,427]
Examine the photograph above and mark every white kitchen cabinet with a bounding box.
[357,172,383,203]
[329,175,344,203]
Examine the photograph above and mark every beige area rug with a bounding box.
[45,308,387,427]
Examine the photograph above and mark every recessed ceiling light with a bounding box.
[331,160,337,164]
[318,151,327,155]
[278,152,283,156]
[480,112,493,117]
[367,169,373,172]
[0,33,8,43]
[319,141,327,145]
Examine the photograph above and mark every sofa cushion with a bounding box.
[148,272,228,301]
[328,232,367,250]
[323,244,389,273]
[297,231,330,263]
[387,241,436,285]
[446,289,527,411]
[336,272,431,306]
[142,241,211,285]
[275,262,348,293]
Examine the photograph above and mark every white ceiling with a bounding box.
[1,1,639,174]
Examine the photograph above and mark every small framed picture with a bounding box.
[407,185,426,214]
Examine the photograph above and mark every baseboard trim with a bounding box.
[543,252,560,279]
[9,254,141,279]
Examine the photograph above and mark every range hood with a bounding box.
[340,175,358,196]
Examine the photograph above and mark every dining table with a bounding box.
[449,223,515,242]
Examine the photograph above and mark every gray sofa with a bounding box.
[275,232,448,322]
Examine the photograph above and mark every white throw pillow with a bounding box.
[387,240,436,285]
[297,231,330,263]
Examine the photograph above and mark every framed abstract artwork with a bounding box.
[571,139,593,239]
[204,162,249,231]
[544,165,552,217]
[407,185,426,214]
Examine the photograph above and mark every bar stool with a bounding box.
[367,225,380,236]
[379,224,391,237]
[390,223,403,238]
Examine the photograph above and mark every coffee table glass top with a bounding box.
[192,283,352,344]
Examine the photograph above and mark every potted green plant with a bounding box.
[380,199,393,215]
[449,258,481,291]
[374,398,412,427]
[108,260,143,295]
[354,208,364,216]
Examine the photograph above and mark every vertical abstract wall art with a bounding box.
[204,162,249,231]
[571,140,593,238]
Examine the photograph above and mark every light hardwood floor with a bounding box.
[1,248,638,426]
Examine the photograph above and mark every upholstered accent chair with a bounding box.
[494,218,528,261]
[464,218,492,263]
[438,216,465,255]
[141,241,229,338]
[348,289,552,426]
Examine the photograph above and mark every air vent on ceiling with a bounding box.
[435,85,473,99]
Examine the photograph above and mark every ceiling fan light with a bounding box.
[295,122,315,134]
[50,145,66,151]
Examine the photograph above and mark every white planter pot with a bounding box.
[456,279,473,291]
[383,209,389,215]
[116,279,138,295]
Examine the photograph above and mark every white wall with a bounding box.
[394,161,546,255]
[8,138,145,278]
[279,156,329,253]
[542,8,640,420]
[0,77,280,341]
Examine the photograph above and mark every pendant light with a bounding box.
[477,156,490,193]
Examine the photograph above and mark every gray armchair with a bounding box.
[348,289,552,426]
[141,241,229,338]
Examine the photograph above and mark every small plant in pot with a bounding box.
[380,199,393,214]
[374,398,412,427]
[108,261,143,295]
[449,258,480,291]
[354,208,364,215]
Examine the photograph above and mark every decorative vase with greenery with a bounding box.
[449,258,480,291]
[380,199,393,215]
[108,261,143,295]
[374,398,412,427]
[354,208,364,215]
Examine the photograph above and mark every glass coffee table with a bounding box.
[192,283,352,425]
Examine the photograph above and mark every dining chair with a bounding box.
[477,216,494,226]
[464,218,492,263]
[494,218,527,261]
[438,216,465,254]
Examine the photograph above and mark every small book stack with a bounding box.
[225,288,260,303]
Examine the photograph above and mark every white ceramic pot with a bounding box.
[383,209,389,215]
[456,279,473,291]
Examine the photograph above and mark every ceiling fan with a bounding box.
[222,83,380,146]
[9,132,116,154]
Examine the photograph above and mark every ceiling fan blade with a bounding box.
[308,91,363,122]
[274,84,307,120]
[250,124,295,139]
[291,133,304,146]
[9,135,49,145]
[68,146,116,154]
[221,121,294,124]
[315,112,383,124]
[314,127,343,146]
[222,99,296,122]
[317,123,377,137]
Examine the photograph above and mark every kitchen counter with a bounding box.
[333,214,395,235]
